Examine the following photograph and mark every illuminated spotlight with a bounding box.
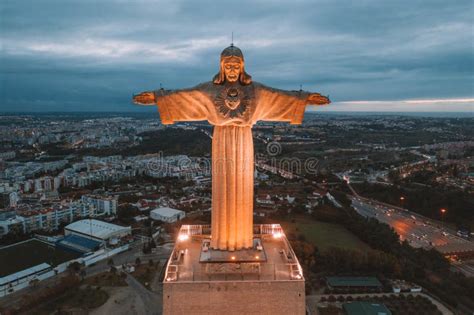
[178,234,189,242]
[255,255,259,259]
[273,232,283,239]
[231,256,236,261]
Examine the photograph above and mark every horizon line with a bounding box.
[1,110,473,114]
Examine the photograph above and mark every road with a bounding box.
[351,196,472,249]
[347,183,474,278]
[125,274,162,315]
[450,260,474,277]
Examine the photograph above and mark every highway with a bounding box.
[451,260,474,277]
[351,197,473,250]
[345,183,474,278]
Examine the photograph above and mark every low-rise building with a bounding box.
[81,194,118,216]
[19,203,81,233]
[0,216,24,236]
[64,219,131,243]
[150,207,186,223]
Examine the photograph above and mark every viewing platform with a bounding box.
[162,224,306,314]
[163,224,304,283]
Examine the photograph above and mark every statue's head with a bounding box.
[213,45,252,85]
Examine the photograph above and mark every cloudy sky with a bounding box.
[1,0,473,112]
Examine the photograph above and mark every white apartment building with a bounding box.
[81,195,118,216]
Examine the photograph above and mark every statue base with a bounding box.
[162,224,305,315]
[200,238,267,263]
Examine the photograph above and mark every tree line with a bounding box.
[289,195,474,312]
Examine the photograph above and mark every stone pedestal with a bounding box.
[163,280,305,315]
[162,224,305,315]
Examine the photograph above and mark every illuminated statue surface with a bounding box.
[134,45,330,251]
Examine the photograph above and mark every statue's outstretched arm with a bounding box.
[258,84,330,105]
[254,83,330,125]
[133,88,179,106]
[306,92,331,105]
[133,85,211,124]
[133,91,155,105]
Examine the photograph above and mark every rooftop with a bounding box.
[65,219,130,240]
[58,234,102,253]
[164,224,304,283]
[151,207,185,217]
[0,263,51,286]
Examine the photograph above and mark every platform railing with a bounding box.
[178,224,284,237]
[174,262,301,282]
[164,224,304,283]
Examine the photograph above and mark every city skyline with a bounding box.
[1,0,473,112]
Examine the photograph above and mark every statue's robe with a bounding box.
[154,81,309,251]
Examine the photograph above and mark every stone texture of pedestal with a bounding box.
[162,224,306,315]
[163,280,305,315]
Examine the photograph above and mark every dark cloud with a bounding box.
[1,0,473,112]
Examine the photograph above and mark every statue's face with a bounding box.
[223,57,242,83]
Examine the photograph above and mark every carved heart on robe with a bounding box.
[215,86,250,118]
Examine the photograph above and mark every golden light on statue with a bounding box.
[135,44,329,314]
[134,44,329,251]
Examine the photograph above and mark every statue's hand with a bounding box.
[307,93,330,105]
[133,92,156,105]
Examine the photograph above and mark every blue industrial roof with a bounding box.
[58,234,102,253]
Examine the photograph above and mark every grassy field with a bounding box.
[0,239,81,277]
[281,217,371,252]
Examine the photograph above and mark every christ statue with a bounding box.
[134,45,330,251]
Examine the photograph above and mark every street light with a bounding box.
[440,208,447,223]
[400,196,405,208]
[178,234,189,242]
